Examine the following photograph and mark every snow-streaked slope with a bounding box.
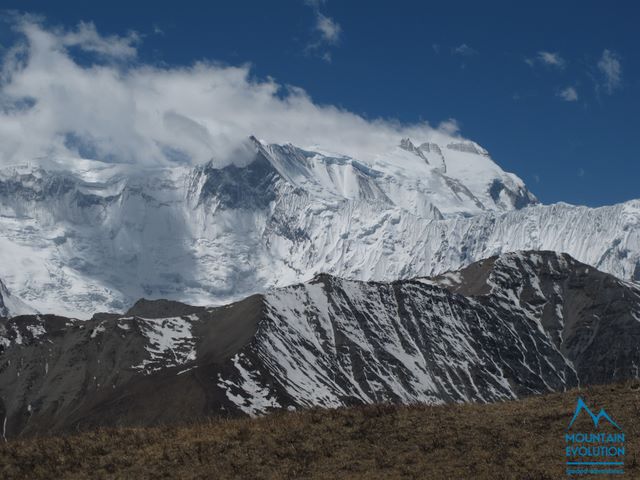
[219,251,640,412]
[248,276,570,407]
[282,199,640,284]
[0,137,637,317]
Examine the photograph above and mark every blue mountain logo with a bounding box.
[568,398,622,430]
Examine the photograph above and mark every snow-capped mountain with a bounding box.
[0,136,637,317]
[2,251,639,436]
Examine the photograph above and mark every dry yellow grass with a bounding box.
[2,382,640,479]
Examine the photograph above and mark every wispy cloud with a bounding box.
[315,13,341,45]
[320,51,332,63]
[304,1,341,62]
[558,86,578,102]
[597,49,622,94]
[28,20,140,59]
[535,51,565,68]
[452,44,477,56]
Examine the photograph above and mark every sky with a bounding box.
[0,0,638,207]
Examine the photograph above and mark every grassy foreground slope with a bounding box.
[2,382,640,479]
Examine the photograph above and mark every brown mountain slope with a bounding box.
[2,381,639,480]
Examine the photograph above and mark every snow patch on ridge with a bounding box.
[218,354,280,416]
[133,316,197,374]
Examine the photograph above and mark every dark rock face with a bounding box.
[0,284,7,319]
[124,298,205,318]
[488,178,537,210]
[1,251,639,438]
[191,154,279,210]
[0,173,75,202]
[434,252,640,385]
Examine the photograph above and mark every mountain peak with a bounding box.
[125,298,205,319]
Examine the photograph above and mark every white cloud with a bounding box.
[8,17,139,61]
[0,18,461,168]
[437,119,460,136]
[59,21,139,59]
[597,49,622,94]
[452,44,476,56]
[315,13,341,44]
[303,2,341,62]
[558,86,578,102]
[320,51,332,63]
[536,51,565,68]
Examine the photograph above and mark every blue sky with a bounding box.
[1,0,638,206]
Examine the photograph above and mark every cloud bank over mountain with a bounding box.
[0,16,459,168]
